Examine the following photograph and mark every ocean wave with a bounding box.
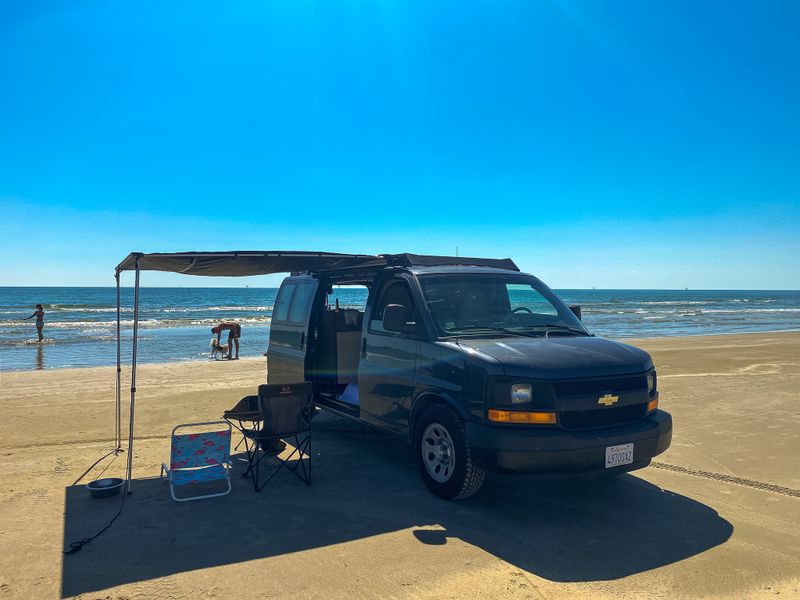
[639,300,717,305]
[68,307,134,313]
[159,306,274,313]
[203,305,275,312]
[0,328,31,335]
[42,303,118,310]
[0,316,273,329]
[0,334,155,347]
[586,306,800,316]
[1,304,274,314]
[701,308,800,314]
[0,306,132,314]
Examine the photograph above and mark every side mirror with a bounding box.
[569,305,582,320]
[383,304,410,333]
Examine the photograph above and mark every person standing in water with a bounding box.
[211,322,240,359]
[24,304,45,342]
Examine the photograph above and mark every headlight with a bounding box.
[510,383,533,405]
[647,371,657,393]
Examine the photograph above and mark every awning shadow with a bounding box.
[61,414,732,597]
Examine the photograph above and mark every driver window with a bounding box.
[370,280,416,334]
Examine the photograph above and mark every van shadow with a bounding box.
[61,413,733,597]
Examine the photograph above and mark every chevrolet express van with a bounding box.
[266,253,672,500]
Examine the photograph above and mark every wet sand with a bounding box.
[0,332,798,599]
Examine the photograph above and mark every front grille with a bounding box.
[553,375,647,397]
[560,403,648,430]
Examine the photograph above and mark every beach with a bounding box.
[0,332,798,599]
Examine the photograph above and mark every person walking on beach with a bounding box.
[24,304,45,342]
[211,322,240,360]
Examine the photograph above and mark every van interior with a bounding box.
[310,281,370,417]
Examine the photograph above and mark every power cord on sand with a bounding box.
[63,448,126,555]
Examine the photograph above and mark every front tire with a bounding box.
[414,405,485,500]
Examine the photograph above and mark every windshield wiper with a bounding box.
[445,325,589,338]
[535,325,591,337]
[445,325,538,338]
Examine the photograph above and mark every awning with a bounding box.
[115,251,519,276]
[115,251,384,277]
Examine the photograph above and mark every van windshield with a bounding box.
[418,274,587,337]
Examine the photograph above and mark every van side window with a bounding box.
[370,280,416,333]
[273,283,296,323]
[288,283,316,324]
[328,284,368,311]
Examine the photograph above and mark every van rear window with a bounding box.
[288,284,316,323]
[274,284,296,322]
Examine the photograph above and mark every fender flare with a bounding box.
[408,389,470,441]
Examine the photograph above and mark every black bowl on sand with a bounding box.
[87,477,125,499]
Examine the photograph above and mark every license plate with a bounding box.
[605,443,634,468]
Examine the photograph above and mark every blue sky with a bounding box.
[1,1,798,289]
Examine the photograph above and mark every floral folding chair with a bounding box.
[160,421,233,502]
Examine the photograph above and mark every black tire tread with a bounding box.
[446,406,486,500]
[418,404,486,500]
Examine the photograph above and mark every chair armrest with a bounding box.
[223,410,262,421]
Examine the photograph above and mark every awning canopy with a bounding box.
[115,251,519,277]
[115,251,384,277]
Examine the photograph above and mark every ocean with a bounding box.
[1,286,798,372]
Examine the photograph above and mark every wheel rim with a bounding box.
[421,422,456,483]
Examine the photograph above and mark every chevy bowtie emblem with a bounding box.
[598,393,619,407]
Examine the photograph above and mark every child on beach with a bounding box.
[24,304,45,342]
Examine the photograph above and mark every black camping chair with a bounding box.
[222,394,262,478]
[247,382,313,492]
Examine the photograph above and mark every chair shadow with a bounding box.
[61,413,733,597]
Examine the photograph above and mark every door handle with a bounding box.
[361,337,367,358]
[300,331,305,350]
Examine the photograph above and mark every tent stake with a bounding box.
[125,258,141,494]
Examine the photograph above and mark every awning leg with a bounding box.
[115,271,122,451]
[125,258,141,494]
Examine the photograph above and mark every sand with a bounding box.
[0,332,798,599]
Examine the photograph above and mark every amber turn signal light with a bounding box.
[488,409,557,424]
[647,398,659,413]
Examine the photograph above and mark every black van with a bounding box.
[267,253,672,500]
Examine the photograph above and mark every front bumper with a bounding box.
[467,409,672,474]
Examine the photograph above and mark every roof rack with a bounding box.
[383,253,519,271]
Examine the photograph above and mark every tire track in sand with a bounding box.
[652,461,800,498]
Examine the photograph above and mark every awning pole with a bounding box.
[115,271,121,450]
[125,258,141,494]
